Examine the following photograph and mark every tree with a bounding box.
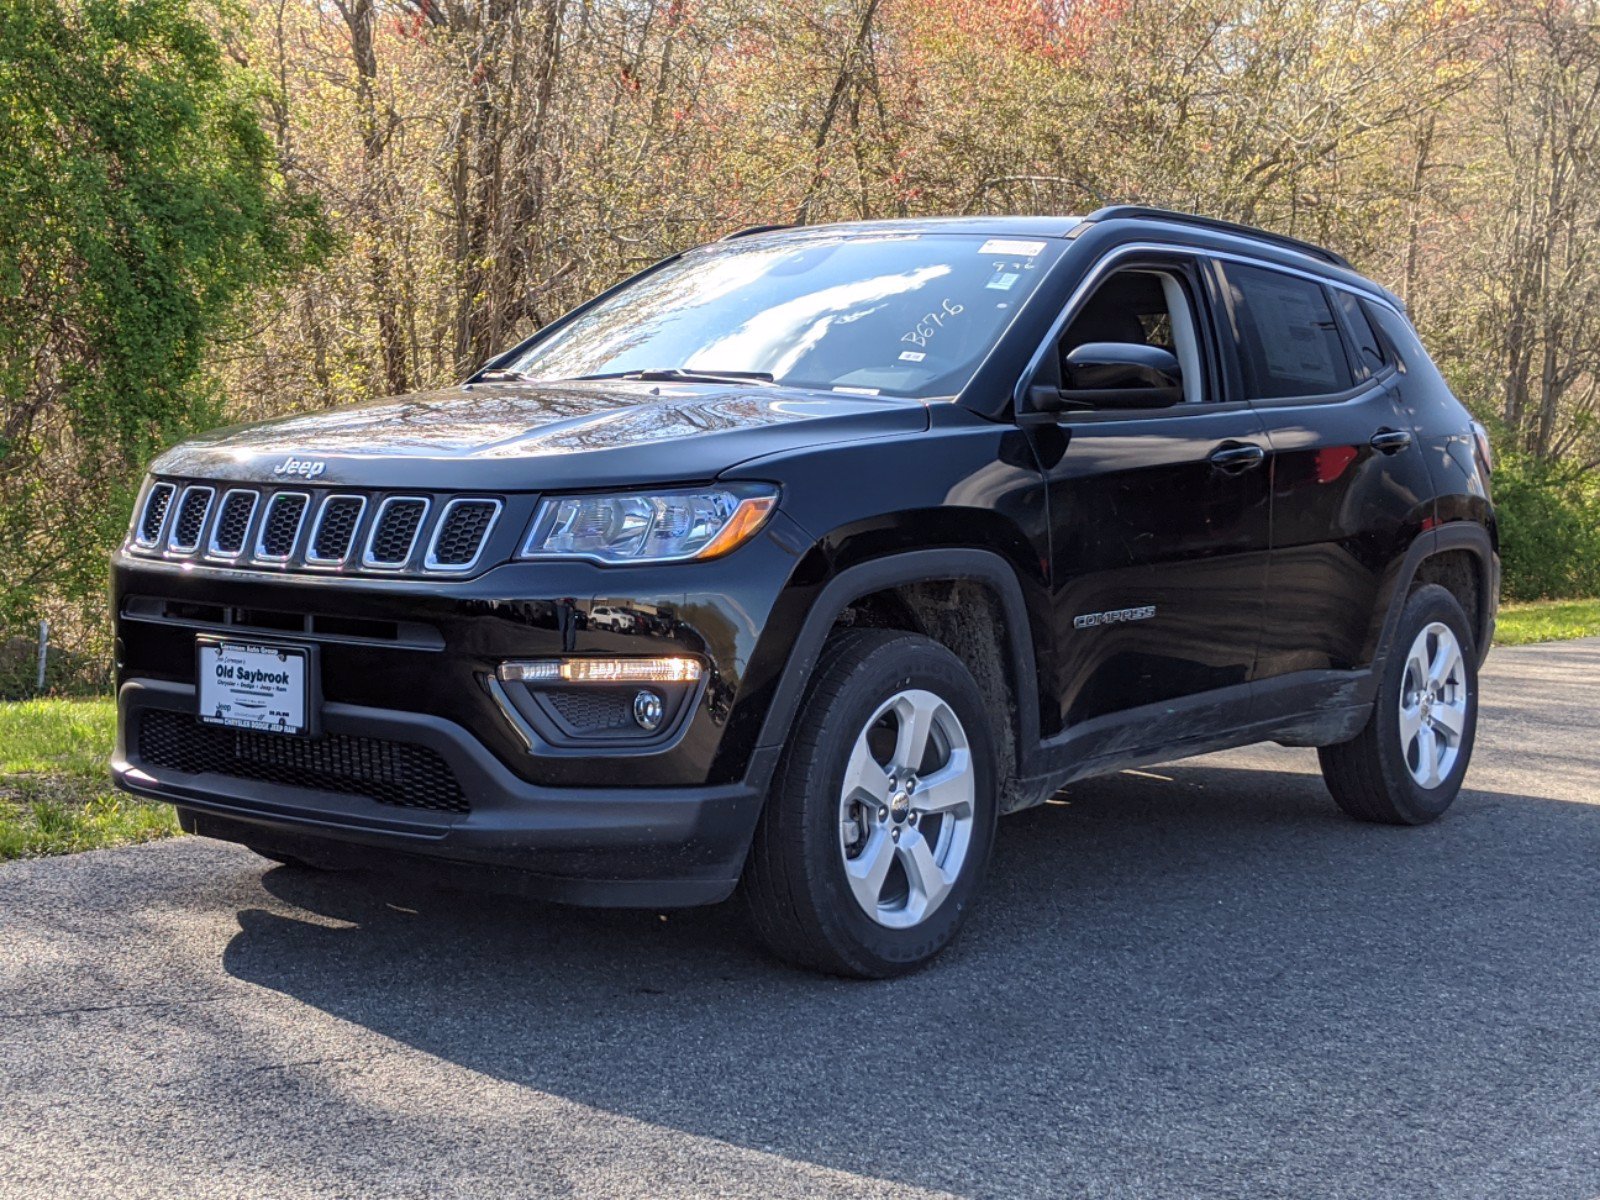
[0,0,327,651]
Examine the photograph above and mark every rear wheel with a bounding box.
[1319,583,1478,825]
[743,628,998,978]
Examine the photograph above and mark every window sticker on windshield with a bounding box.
[978,238,1046,257]
[899,350,926,362]
[986,271,1020,291]
[834,385,881,395]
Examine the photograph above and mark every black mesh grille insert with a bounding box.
[259,494,308,558]
[137,709,468,814]
[140,484,175,543]
[310,497,363,562]
[212,491,257,555]
[546,690,633,731]
[171,489,213,550]
[431,501,497,567]
[368,499,426,565]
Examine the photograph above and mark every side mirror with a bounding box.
[1060,342,1183,409]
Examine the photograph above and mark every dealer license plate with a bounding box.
[197,640,311,735]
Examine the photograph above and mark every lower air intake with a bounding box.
[136,709,469,814]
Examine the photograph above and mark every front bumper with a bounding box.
[115,679,772,905]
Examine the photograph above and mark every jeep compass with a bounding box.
[112,205,1498,977]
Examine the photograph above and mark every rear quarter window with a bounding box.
[1334,289,1387,379]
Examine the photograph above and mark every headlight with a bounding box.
[519,485,778,564]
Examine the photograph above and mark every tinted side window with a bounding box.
[1221,263,1354,399]
[1334,289,1386,378]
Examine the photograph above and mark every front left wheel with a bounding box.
[743,628,999,978]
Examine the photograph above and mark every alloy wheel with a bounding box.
[1398,621,1468,788]
[837,688,976,929]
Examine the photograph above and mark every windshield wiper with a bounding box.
[473,367,537,383]
[571,367,776,386]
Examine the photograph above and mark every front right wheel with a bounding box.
[743,628,999,978]
[1319,583,1479,825]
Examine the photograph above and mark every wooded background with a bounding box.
[4,0,1600,692]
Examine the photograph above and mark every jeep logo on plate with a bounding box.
[272,456,326,480]
[1074,605,1156,630]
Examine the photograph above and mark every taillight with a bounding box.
[1471,420,1494,473]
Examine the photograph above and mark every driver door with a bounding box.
[1027,251,1272,735]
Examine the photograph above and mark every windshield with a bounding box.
[503,232,1064,398]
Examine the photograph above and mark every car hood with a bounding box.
[151,381,928,490]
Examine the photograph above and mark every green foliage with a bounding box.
[1496,599,1600,647]
[0,0,327,647]
[0,697,177,859]
[1492,453,1600,602]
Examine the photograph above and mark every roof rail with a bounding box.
[1077,205,1352,270]
[720,223,792,241]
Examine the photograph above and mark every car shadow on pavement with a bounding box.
[222,759,1600,1198]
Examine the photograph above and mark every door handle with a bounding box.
[1208,442,1266,473]
[1370,428,1414,454]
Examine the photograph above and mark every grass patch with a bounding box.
[0,698,177,861]
[1496,598,1600,647]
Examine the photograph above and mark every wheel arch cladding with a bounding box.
[1371,523,1498,671]
[752,549,1043,813]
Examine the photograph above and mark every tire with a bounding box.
[1318,583,1479,825]
[743,628,999,978]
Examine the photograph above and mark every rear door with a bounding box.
[1213,259,1435,680]
[1032,249,1273,732]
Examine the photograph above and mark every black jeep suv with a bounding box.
[113,206,1497,977]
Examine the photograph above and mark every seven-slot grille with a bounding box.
[308,495,365,564]
[130,481,503,576]
[428,499,500,570]
[168,487,214,553]
[365,497,428,567]
[137,483,176,546]
[257,493,310,560]
[209,490,258,556]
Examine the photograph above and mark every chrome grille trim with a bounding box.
[362,496,430,569]
[127,480,514,576]
[135,483,177,548]
[424,498,502,573]
[305,494,368,566]
[254,492,310,563]
[165,485,215,555]
[206,489,260,559]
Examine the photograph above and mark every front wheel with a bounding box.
[743,629,999,978]
[1319,583,1479,825]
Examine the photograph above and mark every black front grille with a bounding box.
[131,479,511,576]
[430,500,497,567]
[137,709,468,814]
[368,499,426,565]
[259,494,308,558]
[140,484,175,543]
[310,496,363,562]
[211,491,257,555]
[171,488,213,550]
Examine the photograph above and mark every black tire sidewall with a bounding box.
[789,633,998,975]
[1371,584,1479,822]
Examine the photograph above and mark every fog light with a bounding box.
[498,657,702,685]
[633,690,665,731]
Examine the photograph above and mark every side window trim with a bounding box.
[1014,243,1232,416]
[1215,259,1363,405]
[1011,240,1409,412]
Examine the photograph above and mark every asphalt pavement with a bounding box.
[3,639,1599,1199]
